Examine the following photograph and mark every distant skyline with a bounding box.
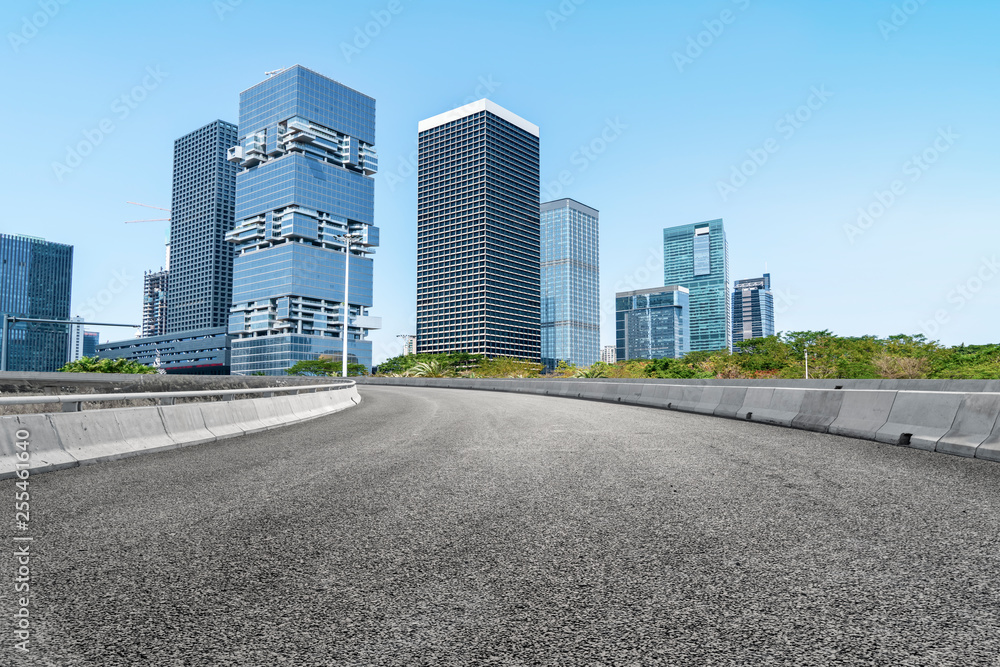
[3,0,998,364]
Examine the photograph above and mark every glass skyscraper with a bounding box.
[540,198,599,370]
[416,99,540,360]
[663,219,731,352]
[732,273,775,343]
[0,234,73,372]
[227,66,380,374]
[166,120,239,333]
[615,286,690,361]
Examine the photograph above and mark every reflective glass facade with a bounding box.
[663,219,731,352]
[732,273,775,343]
[82,331,99,357]
[227,66,380,374]
[416,100,541,360]
[167,120,238,333]
[0,234,73,372]
[615,286,690,360]
[540,198,599,370]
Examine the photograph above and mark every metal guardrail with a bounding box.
[0,381,356,413]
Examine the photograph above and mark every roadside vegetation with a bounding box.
[58,356,156,374]
[374,332,1000,380]
[285,359,368,377]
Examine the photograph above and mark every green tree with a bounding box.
[285,359,367,376]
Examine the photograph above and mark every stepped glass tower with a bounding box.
[227,66,380,374]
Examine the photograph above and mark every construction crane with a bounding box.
[124,201,171,224]
[397,334,417,356]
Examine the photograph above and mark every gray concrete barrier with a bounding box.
[712,387,748,419]
[355,377,998,464]
[0,413,74,477]
[1,385,360,480]
[935,393,1000,458]
[875,391,966,450]
[976,424,1000,462]
[790,390,845,433]
[827,391,897,441]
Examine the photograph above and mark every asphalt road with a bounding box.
[3,386,1000,666]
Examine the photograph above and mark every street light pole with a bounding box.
[335,233,364,378]
[1,315,8,373]
[804,345,809,379]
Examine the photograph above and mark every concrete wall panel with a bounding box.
[790,390,846,433]
[0,413,75,476]
[875,392,965,450]
[935,393,1000,458]
[50,410,129,463]
[714,387,748,419]
[828,391,897,441]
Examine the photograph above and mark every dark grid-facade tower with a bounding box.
[0,234,73,372]
[416,99,541,360]
[166,120,238,334]
[732,273,775,343]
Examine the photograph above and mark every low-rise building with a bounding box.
[96,327,231,375]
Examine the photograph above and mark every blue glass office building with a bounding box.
[732,273,775,343]
[540,198,599,370]
[227,66,380,374]
[167,120,238,334]
[0,234,73,372]
[615,286,690,360]
[663,219,730,352]
[416,100,540,360]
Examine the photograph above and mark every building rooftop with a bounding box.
[617,285,689,298]
[418,99,539,137]
[541,198,599,217]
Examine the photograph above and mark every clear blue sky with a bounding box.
[3,0,998,363]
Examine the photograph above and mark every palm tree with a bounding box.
[404,360,451,378]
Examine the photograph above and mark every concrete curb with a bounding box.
[1,387,360,480]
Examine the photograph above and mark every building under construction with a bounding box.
[142,269,169,337]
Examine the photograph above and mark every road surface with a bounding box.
[3,386,1000,666]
